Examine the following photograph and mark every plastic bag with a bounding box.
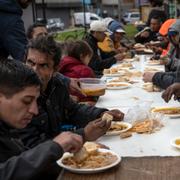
[125,100,164,134]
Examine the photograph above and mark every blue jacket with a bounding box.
[0,0,27,61]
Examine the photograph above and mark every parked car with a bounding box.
[123,12,140,24]
[73,12,102,27]
[46,18,64,32]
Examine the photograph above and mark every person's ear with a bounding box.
[0,93,5,104]
[80,54,84,61]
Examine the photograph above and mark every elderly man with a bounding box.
[0,58,84,179]
[84,20,124,76]
[19,35,124,148]
[0,0,33,61]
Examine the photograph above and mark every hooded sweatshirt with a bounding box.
[59,56,96,102]
[0,0,27,61]
[166,19,180,72]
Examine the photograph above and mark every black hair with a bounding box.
[0,58,41,97]
[149,0,163,7]
[26,22,47,40]
[151,16,162,23]
[66,40,93,61]
[28,35,62,67]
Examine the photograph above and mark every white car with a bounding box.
[73,12,102,26]
[123,12,140,24]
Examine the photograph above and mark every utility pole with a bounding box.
[118,0,122,21]
[82,0,87,33]
[32,0,37,22]
[42,0,47,23]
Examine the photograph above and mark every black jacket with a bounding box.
[134,28,159,44]
[152,71,176,89]
[0,121,63,180]
[19,73,107,148]
[84,33,117,76]
[0,0,27,61]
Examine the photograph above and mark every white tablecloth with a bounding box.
[96,55,180,157]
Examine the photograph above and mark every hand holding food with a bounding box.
[70,78,86,96]
[84,118,111,141]
[53,132,83,153]
[102,109,124,121]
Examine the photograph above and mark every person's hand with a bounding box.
[101,109,124,121]
[114,53,125,61]
[159,55,168,65]
[84,118,111,141]
[116,47,127,53]
[143,72,156,82]
[140,31,150,38]
[69,78,86,96]
[53,132,83,153]
[162,83,180,103]
[149,46,162,54]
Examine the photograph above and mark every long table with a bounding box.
[58,55,180,179]
[58,157,180,180]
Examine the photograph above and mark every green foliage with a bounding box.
[124,24,138,39]
[54,24,138,42]
[54,28,85,42]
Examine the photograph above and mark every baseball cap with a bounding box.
[108,21,125,34]
[115,28,125,33]
[90,20,107,32]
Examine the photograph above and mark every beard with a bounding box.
[17,0,32,9]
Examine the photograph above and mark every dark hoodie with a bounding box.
[152,20,180,89]
[165,19,180,72]
[0,0,27,61]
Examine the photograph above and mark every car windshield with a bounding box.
[47,18,61,24]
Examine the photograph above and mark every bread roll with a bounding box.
[103,69,110,74]
[84,142,98,154]
[102,113,113,123]
[74,147,88,163]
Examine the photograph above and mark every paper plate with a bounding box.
[106,122,132,136]
[104,70,124,77]
[171,137,180,149]
[106,82,131,90]
[147,61,161,66]
[151,107,180,118]
[57,148,121,174]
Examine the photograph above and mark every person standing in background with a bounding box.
[0,0,32,61]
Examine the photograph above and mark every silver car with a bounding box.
[46,18,64,31]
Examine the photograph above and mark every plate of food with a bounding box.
[103,68,125,77]
[106,121,132,136]
[151,107,180,118]
[57,148,121,174]
[143,49,153,54]
[106,82,131,90]
[123,58,135,62]
[171,137,180,149]
[147,60,161,66]
[144,66,163,72]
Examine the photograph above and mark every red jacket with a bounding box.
[59,56,95,78]
[59,56,95,102]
